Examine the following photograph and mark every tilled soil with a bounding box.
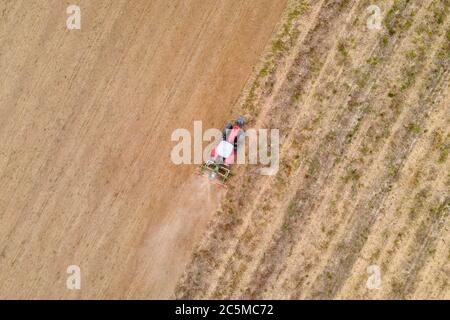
[0,0,287,299]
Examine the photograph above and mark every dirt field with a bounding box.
[176,0,450,299]
[0,0,287,299]
[1,0,448,301]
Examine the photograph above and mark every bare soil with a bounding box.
[0,0,287,299]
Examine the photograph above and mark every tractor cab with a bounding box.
[215,140,234,159]
[211,116,244,166]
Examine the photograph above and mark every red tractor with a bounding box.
[199,116,245,186]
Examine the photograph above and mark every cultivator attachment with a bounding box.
[196,160,231,187]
